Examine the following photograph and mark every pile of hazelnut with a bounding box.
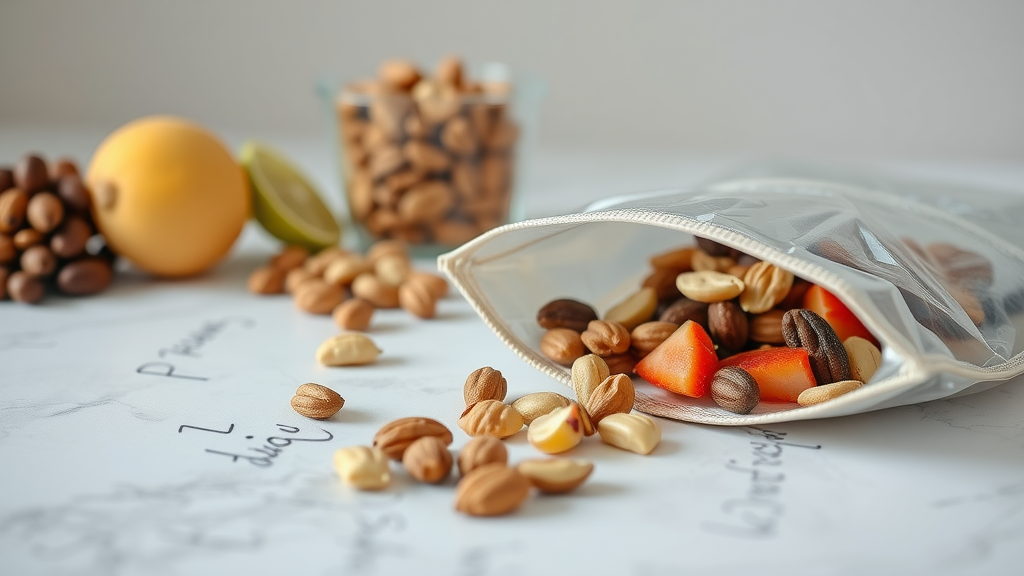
[0,154,115,304]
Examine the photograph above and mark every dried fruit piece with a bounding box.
[334,446,391,490]
[782,309,851,385]
[527,403,585,454]
[717,347,817,402]
[463,366,508,405]
[603,287,658,330]
[710,367,760,414]
[797,379,863,406]
[455,463,531,516]
[634,320,718,398]
[315,333,382,366]
[373,417,453,460]
[511,392,572,425]
[290,383,345,419]
[517,459,594,493]
[402,436,453,483]
[675,271,744,303]
[802,284,876,345]
[843,336,882,383]
[597,413,662,455]
[457,436,508,476]
[458,400,524,438]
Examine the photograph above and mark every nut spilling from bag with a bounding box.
[334,56,521,247]
[535,238,901,414]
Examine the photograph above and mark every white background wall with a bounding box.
[1,0,1022,161]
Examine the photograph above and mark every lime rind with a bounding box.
[240,141,340,250]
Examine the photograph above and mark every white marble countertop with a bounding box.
[2,125,1024,575]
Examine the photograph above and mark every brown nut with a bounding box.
[20,245,57,278]
[585,373,636,424]
[537,298,598,332]
[332,298,375,331]
[26,192,64,234]
[378,59,421,91]
[692,250,737,273]
[304,246,348,275]
[402,436,453,483]
[0,234,14,264]
[0,266,8,300]
[403,141,452,174]
[464,366,508,406]
[51,158,78,180]
[8,270,44,304]
[269,246,308,271]
[649,246,696,270]
[351,272,400,308]
[397,180,455,224]
[510,392,572,425]
[571,354,611,406]
[284,267,318,293]
[0,169,11,193]
[630,321,679,358]
[457,436,508,476]
[56,257,112,296]
[710,367,760,414]
[290,383,345,419]
[13,228,43,250]
[750,309,787,344]
[659,297,710,328]
[458,400,524,438]
[642,268,685,301]
[782,309,850,385]
[247,266,286,295]
[603,353,638,376]
[580,320,631,356]
[405,271,448,299]
[323,254,369,286]
[56,174,92,213]
[14,154,48,194]
[517,458,594,494]
[455,463,531,517]
[398,280,437,319]
[440,116,478,156]
[540,328,586,365]
[740,262,795,314]
[294,279,344,314]
[0,188,28,233]
[373,417,453,461]
[708,301,749,351]
[696,237,736,258]
[366,239,408,264]
[374,254,411,286]
[50,215,92,258]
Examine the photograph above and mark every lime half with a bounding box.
[240,141,340,250]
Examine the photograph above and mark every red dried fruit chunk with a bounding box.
[635,320,718,398]
[802,284,878,347]
[717,347,817,403]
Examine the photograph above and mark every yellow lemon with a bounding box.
[87,116,250,277]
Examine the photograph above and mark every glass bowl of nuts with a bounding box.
[319,57,544,257]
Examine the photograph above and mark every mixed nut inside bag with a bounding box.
[439,177,1024,425]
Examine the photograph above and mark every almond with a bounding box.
[457,436,508,476]
[455,463,531,516]
[373,417,453,460]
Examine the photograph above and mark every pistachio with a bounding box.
[510,392,572,425]
[315,333,382,366]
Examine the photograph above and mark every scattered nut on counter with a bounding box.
[290,383,345,419]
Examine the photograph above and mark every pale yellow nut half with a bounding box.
[597,412,662,455]
[527,404,584,454]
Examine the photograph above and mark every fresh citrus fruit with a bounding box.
[240,141,340,250]
[86,116,250,277]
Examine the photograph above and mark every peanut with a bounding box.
[315,333,381,366]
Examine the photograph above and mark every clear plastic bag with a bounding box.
[438,170,1024,425]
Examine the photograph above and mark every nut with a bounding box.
[366,239,408,264]
[7,270,44,303]
[373,417,454,460]
[248,266,286,294]
[642,268,685,300]
[13,228,43,250]
[750,310,787,344]
[659,297,710,328]
[20,245,56,277]
[603,287,658,330]
[696,237,736,258]
[649,246,696,270]
[50,216,92,259]
[585,374,636,424]
[797,379,863,406]
[351,272,400,308]
[571,354,610,407]
[315,333,382,366]
[463,366,508,405]
[405,271,449,299]
[332,298,375,331]
[0,235,14,264]
[510,392,572,425]
[269,245,308,271]
[597,413,662,455]
[692,250,737,273]
[710,367,760,414]
[927,242,993,286]
[843,336,881,383]
[333,446,391,490]
[305,246,348,275]
[540,328,586,365]
[285,267,317,293]
[527,403,585,454]
[290,383,345,419]
[458,400,524,438]
[739,262,795,313]
[294,279,344,314]
[397,180,455,223]
[398,280,437,319]
[57,173,91,212]
[56,258,112,295]
[403,141,452,174]
[457,436,508,476]
[782,309,850,385]
[630,321,679,358]
[435,55,464,87]
[603,353,638,376]
[675,271,745,303]
[374,253,411,286]
[580,320,631,356]
[536,298,598,332]
[454,463,531,517]
[517,459,594,494]
[26,192,64,234]
[14,154,48,193]
[708,301,749,351]
[0,188,28,233]
[402,436,453,483]
[323,255,369,286]
[378,59,422,91]
[0,266,8,300]
[51,158,79,180]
